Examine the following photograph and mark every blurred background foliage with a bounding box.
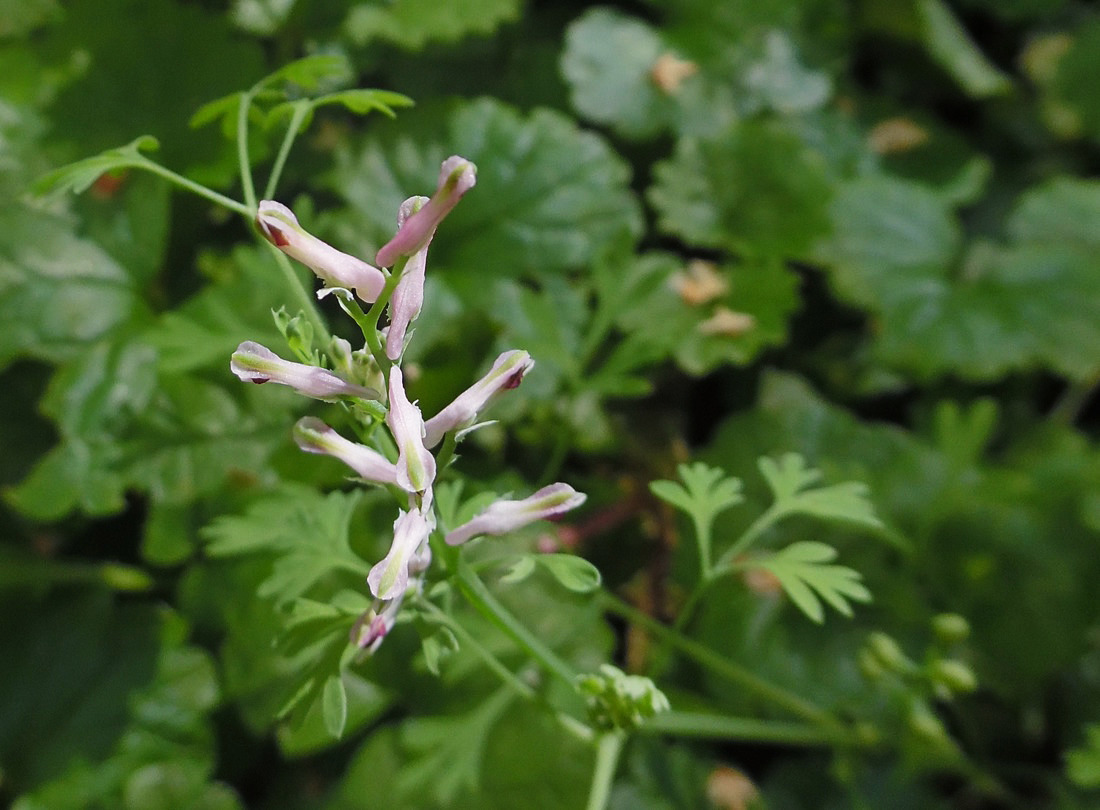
[1,0,1098,807]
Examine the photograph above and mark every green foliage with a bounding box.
[1067,724,1100,789]
[344,0,523,49]
[749,541,871,623]
[5,0,1100,807]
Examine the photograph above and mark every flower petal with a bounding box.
[445,483,586,546]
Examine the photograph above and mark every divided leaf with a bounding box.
[32,135,160,197]
[759,453,882,530]
[203,488,370,605]
[749,541,871,623]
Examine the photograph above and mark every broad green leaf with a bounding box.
[1006,176,1100,250]
[333,97,643,278]
[38,0,265,173]
[5,596,236,808]
[818,174,1100,380]
[609,252,800,376]
[750,541,871,623]
[203,487,370,604]
[0,205,147,372]
[536,554,602,593]
[916,0,1012,98]
[73,171,171,285]
[344,0,522,50]
[648,120,834,259]
[143,246,293,374]
[560,8,677,139]
[322,675,348,739]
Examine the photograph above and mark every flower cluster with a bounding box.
[232,156,585,653]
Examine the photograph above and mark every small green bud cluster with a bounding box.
[577,664,670,732]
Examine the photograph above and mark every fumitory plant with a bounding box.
[12,0,1099,802]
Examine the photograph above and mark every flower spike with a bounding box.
[231,341,377,400]
[257,200,386,303]
[375,156,477,268]
[423,350,534,448]
[386,366,436,493]
[445,483,586,546]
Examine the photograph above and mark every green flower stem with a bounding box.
[714,504,786,570]
[585,731,624,810]
[135,159,252,217]
[236,90,258,212]
[264,102,310,201]
[416,596,595,746]
[599,593,841,729]
[269,248,330,341]
[359,256,409,383]
[455,559,578,689]
[644,711,862,746]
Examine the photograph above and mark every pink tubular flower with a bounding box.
[375,156,477,268]
[386,366,436,493]
[293,417,398,485]
[423,350,534,448]
[256,200,386,303]
[445,483,587,546]
[385,196,431,361]
[368,507,432,601]
[231,341,376,400]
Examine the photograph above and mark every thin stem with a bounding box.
[455,559,578,688]
[264,103,310,201]
[236,91,258,212]
[600,593,841,729]
[269,248,330,342]
[645,711,862,746]
[360,256,408,382]
[416,598,537,701]
[714,504,784,570]
[585,732,624,810]
[136,160,252,217]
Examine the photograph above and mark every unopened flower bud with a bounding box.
[445,483,586,546]
[577,664,670,732]
[930,659,977,695]
[375,156,476,268]
[423,350,534,448]
[257,200,386,302]
[231,341,376,401]
[293,417,398,485]
[932,613,970,644]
